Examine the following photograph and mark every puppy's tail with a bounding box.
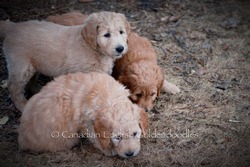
[0,20,14,36]
[161,79,180,94]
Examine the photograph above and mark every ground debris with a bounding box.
[0,80,7,88]
[0,116,9,125]
[215,81,232,90]
[221,17,241,29]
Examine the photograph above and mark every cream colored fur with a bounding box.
[0,11,130,112]
[45,12,180,112]
[18,72,148,158]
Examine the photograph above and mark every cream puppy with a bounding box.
[0,11,130,112]
[18,72,148,158]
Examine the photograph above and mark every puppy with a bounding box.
[114,33,181,111]
[18,72,148,158]
[113,32,163,111]
[46,11,88,25]
[0,11,130,112]
[46,12,180,112]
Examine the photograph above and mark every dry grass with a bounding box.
[0,0,250,166]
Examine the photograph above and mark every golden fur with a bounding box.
[46,11,88,25]
[46,12,180,111]
[46,11,90,25]
[113,32,164,111]
[0,11,130,112]
[18,72,148,158]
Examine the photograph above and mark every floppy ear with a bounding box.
[118,74,137,88]
[94,116,111,150]
[117,13,130,35]
[81,15,99,49]
[125,20,131,35]
[139,109,149,136]
[118,75,128,86]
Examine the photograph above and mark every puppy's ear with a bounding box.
[125,20,131,35]
[139,109,148,136]
[118,74,137,88]
[81,15,99,49]
[94,116,111,150]
[117,13,130,35]
[156,67,164,96]
[118,75,128,86]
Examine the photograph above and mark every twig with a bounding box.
[228,119,242,123]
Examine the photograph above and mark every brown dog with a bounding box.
[113,32,164,111]
[0,11,130,112]
[19,72,148,158]
[46,12,180,111]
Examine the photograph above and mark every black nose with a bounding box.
[116,46,124,53]
[125,152,134,157]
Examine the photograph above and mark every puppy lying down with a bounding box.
[18,72,148,158]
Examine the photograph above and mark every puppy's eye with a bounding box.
[132,132,137,137]
[132,132,141,138]
[104,33,111,38]
[136,93,142,98]
[150,92,156,96]
[114,135,122,141]
[120,30,124,34]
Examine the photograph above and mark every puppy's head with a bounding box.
[118,62,164,112]
[94,103,148,158]
[81,11,130,59]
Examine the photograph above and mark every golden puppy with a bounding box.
[46,11,93,25]
[0,11,130,112]
[18,72,148,158]
[113,32,164,111]
[46,11,88,25]
[114,33,180,111]
[46,12,180,111]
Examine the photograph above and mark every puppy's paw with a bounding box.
[162,79,180,94]
[101,148,117,156]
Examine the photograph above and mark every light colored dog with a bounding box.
[46,12,180,112]
[18,72,148,158]
[0,11,130,112]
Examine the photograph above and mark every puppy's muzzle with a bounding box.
[115,45,124,54]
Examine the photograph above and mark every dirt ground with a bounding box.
[0,0,250,166]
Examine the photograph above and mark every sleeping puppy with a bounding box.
[0,11,130,112]
[46,12,180,112]
[18,72,148,158]
[113,32,164,112]
[114,33,181,111]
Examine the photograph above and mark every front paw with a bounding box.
[102,148,117,156]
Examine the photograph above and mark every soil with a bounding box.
[0,0,250,166]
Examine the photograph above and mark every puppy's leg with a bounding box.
[87,136,116,156]
[7,64,35,112]
[161,79,180,94]
[101,146,117,156]
[95,143,116,156]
